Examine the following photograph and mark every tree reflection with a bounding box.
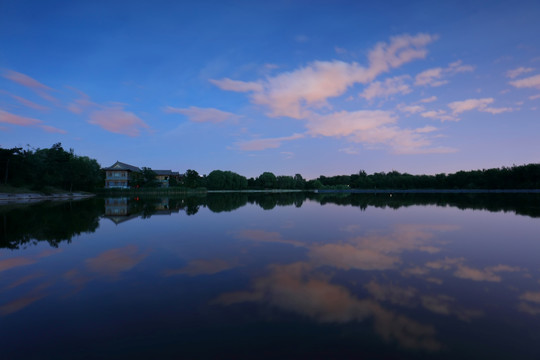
[0,198,104,249]
[2,192,539,249]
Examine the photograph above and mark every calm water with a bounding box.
[1,193,540,359]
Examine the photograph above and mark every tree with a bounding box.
[184,169,201,188]
[257,172,277,189]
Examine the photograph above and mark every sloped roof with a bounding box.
[102,161,141,172]
[154,170,180,176]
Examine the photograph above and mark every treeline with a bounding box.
[0,143,102,191]
[181,164,540,190]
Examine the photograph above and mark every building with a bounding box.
[103,161,181,188]
[154,170,181,188]
[103,161,141,188]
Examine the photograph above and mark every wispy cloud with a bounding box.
[397,104,425,114]
[164,106,241,123]
[421,110,457,122]
[306,110,396,137]
[235,133,304,151]
[509,74,540,89]
[89,107,150,137]
[419,96,437,103]
[360,75,412,101]
[448,98,512,115]
[0,110,42,126]
[506,67,534,79]
[2,70,58,103]
[40,125,67,134]
[415,60,474,87]
[7,93,49,111]
[211,33,437,119]
[209,78,263,92]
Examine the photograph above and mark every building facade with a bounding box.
[103,161,141,188]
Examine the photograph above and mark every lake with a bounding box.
[1,192,540,359]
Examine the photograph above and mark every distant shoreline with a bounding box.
[0,192,95,204]
[314,189,540,194]
[2,189,540,205]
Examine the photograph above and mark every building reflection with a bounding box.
[103,197,182,225]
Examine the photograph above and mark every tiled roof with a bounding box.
[102,161,141,172]
[154,170,180,176]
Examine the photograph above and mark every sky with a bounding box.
[1,0,540,179]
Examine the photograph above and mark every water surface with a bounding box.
[1,193,540,359]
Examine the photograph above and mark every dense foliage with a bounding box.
[180,164,540,190]
[0,143,102,191]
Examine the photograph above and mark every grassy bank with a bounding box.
[96,187,208,195]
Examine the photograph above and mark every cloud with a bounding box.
[8,94,49,111]
[339,146,360,155]
[415,67,446,87]
[0,257,37,272]
[350,125,456,154]
[419,96,437,103]
[0,293,47,316]
[506,67,534,79]
[0,110,42,126]
[2,70,58,103]
[213,262,441,351]
[164,106,241,123]
[85,245,148,278]
[397,104,425,114]
[447,98,512,115]
[510,74,540,89]
[66,87,97,114]
[235,133,304,151]
[89,107,150,137]
[306,110,396,137]
[209,33,451,154]
[212,33,437,119]
[360,75,412,101]
[209,78,263,92]
[529,94,540,100]
[421,110,457,122]
[40,125,67,134]
[415,60,474,87]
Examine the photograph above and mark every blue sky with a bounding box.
[1,0,540,179]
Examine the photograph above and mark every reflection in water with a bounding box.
[1,193,540,358]
[2,192,539,250]
[213,262,442,351]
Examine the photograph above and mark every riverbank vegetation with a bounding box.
[2,144,539,192]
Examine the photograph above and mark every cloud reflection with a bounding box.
[85,245,148,279]
[164,259,237,276]
[214,262,441,351]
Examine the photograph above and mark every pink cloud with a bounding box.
[0,110,42,126]
[506,67,534,79]
[209,78,263,92]
[85,245,148,278]
[164,106,241,123]
[415,60,474,87]
[448,98,512,115]
[235,133,304,151]
[360,75,412,101]
[66,87,98,114]
[10,94,49,111]
[40,125,67,134]
[2,70,58,103]
[306,110,396,137]
[211,33,437,119]
[89,107,150,137]
[510,74,540,89]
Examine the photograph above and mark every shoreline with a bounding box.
[0,192,95,204]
